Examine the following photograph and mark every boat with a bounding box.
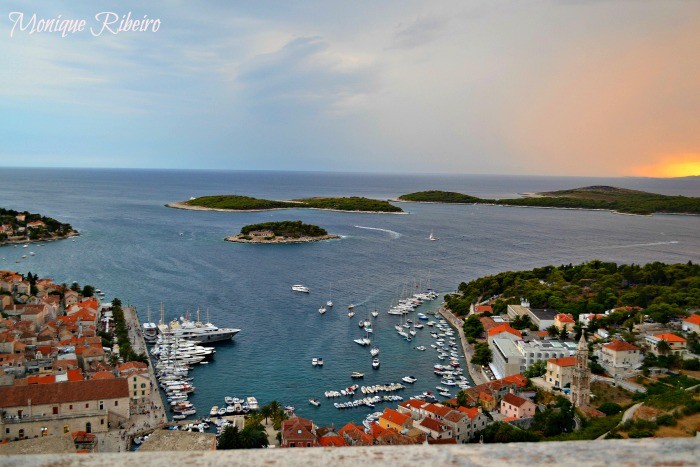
[415,346,426,351]
[372,358,380,369]
[292,285,310,293]
[371,308,379,318]
[224,396,234,405]
[309,398,320,406]
[246,397,259,410]
[402,376,417,384]
[317,358,324,367]
[172,414,186,420]
[370,346,379,356]
[327,285,333,307]
[210,406,219,416]
[217,407,227,416]
[347,304,355,310]
[348,311,355,318]
[319,306,327,314]
[158,309,240,344]
[351,371,364,379]
[143,305,159,343]
[429,230,438,241]
[312,357,318,366]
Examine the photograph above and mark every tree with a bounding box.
[546,325,559,338]
[70,282,80,292]
[523,360,546,378]
[218,425,241,449]
[656,339,671,355]
[463,315,485,340]
[471,343,492,366]
[82,285,95,298]
[559,327,569,340]
[260,405,272,424]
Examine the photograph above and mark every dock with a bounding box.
[437,306,489,387]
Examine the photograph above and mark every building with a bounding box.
[645,333,687,356]
[0,378,130,441]
[378,408,412,432]
[416,417,452,440]
[545,356,576,388]
[682,314,700,334]
[487,325,522,344]
[570,335,591,407]
[554,314,575,332]
[489,337,577,379]
[280,417,319,448]
[598,340,642,377]
[500,393,536,420]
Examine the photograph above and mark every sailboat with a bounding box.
[428,230,438,241]
[327,285,334,308]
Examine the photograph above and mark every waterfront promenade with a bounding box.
[99,306,167,452]
[437,306,488,387]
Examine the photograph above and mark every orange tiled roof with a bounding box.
[555,313,575,323]
[548,356,576,367]
[380,407,410,426]
[488,324,522,338]
[475,305,493,313]
[655,333,686,343]
[400,399,427,410]
[501,374,528,388]
[419,417,449,433]
[92,371,115,380]
[604,340,640,352]
[319,435,348,447]
[458,406,481,419]
[424,403,452,418]
[684,314,700,325]
[502,393,529,408]
[0,378,128,407]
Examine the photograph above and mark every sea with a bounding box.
[1,168,699,427]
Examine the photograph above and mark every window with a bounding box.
[85,422,92,433]
[64,426,69,434]
[99,402,104,410]
[114,401,118,407]
[69,404,73,410]
[53,407,58,415]
[18,429,24,439]
[101,419,104,425]
[290,443,295,447]
[141,383,146,388]
[141,391,145,396]
[5,428,9,434]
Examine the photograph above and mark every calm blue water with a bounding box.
[1,168,699,426]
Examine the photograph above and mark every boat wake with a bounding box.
[596,240,679,249]
[354,226,401,239]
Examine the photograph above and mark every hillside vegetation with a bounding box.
[184,195,402,213]
[446,260,700,325]
[240,221,328,238]
[398,186,700,215]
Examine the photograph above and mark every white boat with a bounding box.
[246,397,259,410]
[372,358,380,369]
[370,346,379,356]
[351,371,364,379]
[225,396,234,405]
[428,230,438,241]
[210,406,219,416]
[317,358,324,367]
[347,304,355,310]
[292,285,310,293]
[309,398,320,406]
[348,311,355,318]
[371,309,379,318]
[217,407,226,416]
[402,376,417,384]
[312,357,318,366]
[319,306,327,314]
[327,285,333,307]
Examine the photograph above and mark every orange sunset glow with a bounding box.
[631,154,700,178]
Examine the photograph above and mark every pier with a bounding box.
[437,306,489,387]
[100,305,167,452]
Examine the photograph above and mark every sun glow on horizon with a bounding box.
[630,154,700,178]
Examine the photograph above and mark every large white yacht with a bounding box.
[292,284,310,293]
[159,317,240,344]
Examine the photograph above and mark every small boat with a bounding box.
[309,398,320,406]
[292,284,310,293]
[225,396,234,405]
[402,376,417,384]
[370,347,379,356]
[429,230,438,241]
[226,405,236,414]
[372,358,380,369]
[312,357,318,366]
[319,306,327,314]
[29,252,35,256]
[217,407,227,416]
[22,244,28,248]
[347,304,355,310]
[172,414,186,420]
[415,346,426,351]
[351,371,364,379]
[348,311,355,318]
[327,285,333,307]
[371,309,379,318]
[210,406,219,416]
[317,358,324,367]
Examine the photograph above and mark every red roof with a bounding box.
[684,314,700,325]
[380,407,410,426]
[555,313,575,323]
[424,403,452,418]
[92,371,116,380]
[475,305,493,314]
[27,374,56,385]
[502,393,530,408]
[488,324,522,338]
[548,356,576,367]
[458,407,481,419]
[604,340,640,352]
[400,399,427,410]
[655,333,686,343]
[0,378,129,407]
[319,435,348,447]
[66,369,84,381]
[419,417,449,433]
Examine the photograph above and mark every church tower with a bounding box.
[570,334,590,407]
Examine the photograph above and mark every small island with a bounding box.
[398,186,700,215]
[0,208,78,246]
[167,195,403,213]
[225,221,340,244]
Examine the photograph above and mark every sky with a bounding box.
[1,0,699,176]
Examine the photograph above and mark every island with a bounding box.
[225,220,340,244]
[397,186,700,215]
[0,207,78,245]
[167,195,403,213]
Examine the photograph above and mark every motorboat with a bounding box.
[429,230,438,241]
[371,309,379,318]
[246,397,259,410]
[292,285,310,293]
[210,406,219,416]
[370,347,379,356]
[402,376,417,384]
[351,371,364,379]
[225,396,234,405]
[217,407,227,416]
[347,304,355,310]
[348,311,355,318]
[319,306,327,314]
[312,357,318,366]
[317,358,324,367]
[309,398,320,406]
[372,358,380,369]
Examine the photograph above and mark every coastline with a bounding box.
[225,233,341,244]
[0,230,80,247]
[166,201,407,215]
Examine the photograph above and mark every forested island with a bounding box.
[0,208,77,245]
[398,186,700,215]
[225,221,340,244]
[167,195,403,213]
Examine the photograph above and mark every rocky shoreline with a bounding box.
[225,234,341,244]
[0,230,80,247]
[166,201,407,215]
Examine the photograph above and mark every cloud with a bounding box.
[631,153,700,178]
[391,15,449,49]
